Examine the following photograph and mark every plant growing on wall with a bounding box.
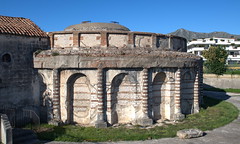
[52,52,59,56]
[202,46,228,75]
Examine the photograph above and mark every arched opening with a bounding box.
[110,72,137,125]
[152,72,166,121]
[66,73,91,125]
[181,71,194,114]
[110,73,126,125]
[36,74,48,123]
[2,53,11,62]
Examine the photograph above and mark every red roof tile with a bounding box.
[0,15,48,37]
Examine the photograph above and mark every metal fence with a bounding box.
[0,106,40,128]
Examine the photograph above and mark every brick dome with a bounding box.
[64,22,130,31]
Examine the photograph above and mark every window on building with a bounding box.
[194,51,198,55]
[2,53,11,62]
[228,60,237,64]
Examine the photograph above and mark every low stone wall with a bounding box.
[203,74,240,89]
[0,114,12,144]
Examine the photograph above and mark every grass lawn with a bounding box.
[204,88,240,93]
[32,96,239,142]
[224,69,240,75]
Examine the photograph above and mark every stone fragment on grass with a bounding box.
[177,129,204,139]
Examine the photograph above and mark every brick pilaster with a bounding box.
[136,68,152,126]
[151,34,157,48]
[174,68,184,120]
[199,61,204,105]
[52,69,61,121]
[48,33,54,48]
[97,68,104,115]
[73,32,79,47]
[193,71,200,113]
[101,32,108,48]
[142,68,149,114]
[95,68,107,128]
[168,36,171,49]
[128,33,134,48]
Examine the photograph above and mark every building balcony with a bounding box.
[228,55,240,60]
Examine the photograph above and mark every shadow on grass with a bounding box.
[34,83,237,143]
[203,83,231,101]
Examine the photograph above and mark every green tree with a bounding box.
[202,46,228,75]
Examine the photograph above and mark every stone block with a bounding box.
[174,113,185,120]
[136,117,153,126]
[177,129,204,139]
[95,120,107,128]
[48,120,63,126]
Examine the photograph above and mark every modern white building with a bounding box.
[187,37,240,64]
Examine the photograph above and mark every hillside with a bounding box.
[169,28,240,40]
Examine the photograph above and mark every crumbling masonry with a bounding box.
[34,22,203,127]
[0,16,203,128]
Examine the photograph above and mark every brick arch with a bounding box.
[36,73,49,122]
[181,70,195,114]
[66,73,91,124]
[151,72,167,121]
[109,72,138,125]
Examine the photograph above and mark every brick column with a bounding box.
[193,71,200,113]
[151,34,157,48]
[137,68,152,126]
[142,68,149,114]
[48,33,54,48]
[73,32,79,47]
[95,68,107,128]
[174,68,184,120]
[52,69,61,121]
[168,36,171,49]
[101,32,108,48]
[128,33,134,48]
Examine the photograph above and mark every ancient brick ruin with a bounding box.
[34,22,203,127]
[0,16,203,128]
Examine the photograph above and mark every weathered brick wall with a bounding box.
[0,34,49,108]
[105,69,142,125]
[134,35,152,48]
[49,31,187,52]
[58,69,98,125]
[108,34,128,48]
[80,34,101,48]
[36,66,200,126]
[54,34,73,48]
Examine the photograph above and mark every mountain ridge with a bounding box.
[169,29,240,40]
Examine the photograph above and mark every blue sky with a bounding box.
[1,0,240,34]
